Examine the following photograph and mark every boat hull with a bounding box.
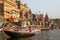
[4,30,35,38]
[41,28,50,31]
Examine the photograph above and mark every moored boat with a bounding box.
[4,28,40,38]
[4,30,35,37]
[40,28,50,31]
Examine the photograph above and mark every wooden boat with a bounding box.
[4,30,35,38]
[40,28,50,31]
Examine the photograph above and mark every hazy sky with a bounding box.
[21,0,60,19]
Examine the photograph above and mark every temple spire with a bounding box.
[45,13,49,21]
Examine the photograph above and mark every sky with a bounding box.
[21,0,60,19]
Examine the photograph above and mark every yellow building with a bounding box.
[0,0,20,19]
[0,0,32,27]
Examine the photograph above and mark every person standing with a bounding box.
[9,16,14,23]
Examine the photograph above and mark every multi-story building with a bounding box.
[16,0,29,20]
[16,0,32,27]
[0,0,20,19]
[0,0,32,27]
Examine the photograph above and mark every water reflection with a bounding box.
[7,37,33,40]
[40,31,49,40]
[0,32,3,40]
[7,37,20,40]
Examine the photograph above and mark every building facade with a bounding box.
[0,0,20,19]
[16,0,32,27]
[0,0,32,27]
[0,0,4,16]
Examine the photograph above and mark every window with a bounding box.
[20,11,23,17]
[24,12,28,18]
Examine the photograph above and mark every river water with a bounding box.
[0,29,60,40]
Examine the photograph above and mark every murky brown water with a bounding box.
[0,29,60,40]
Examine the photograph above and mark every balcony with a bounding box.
[4,0,17,8]
[6,0,17,5]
